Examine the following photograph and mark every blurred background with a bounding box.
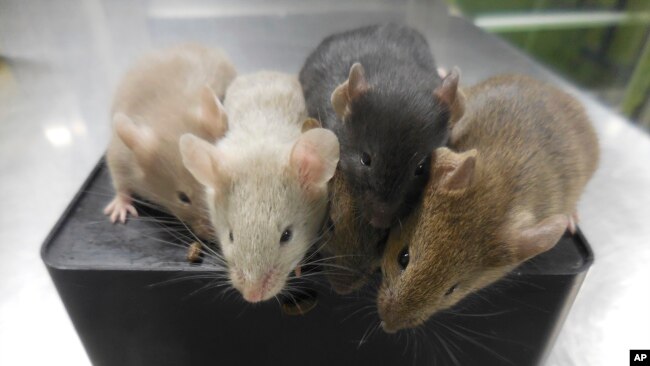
[452,0,650,129]
[0,1,648,365]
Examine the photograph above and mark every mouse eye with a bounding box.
[360,152,372,166]
[177,192,191,204]
[398,247,409,270]
[414,162,425,176]
[445,283,459,296]
[229,231,234,242]
[280,227,293,244]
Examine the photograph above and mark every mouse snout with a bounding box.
[367,202,394,229]
[238,269,278,303]
[378,300,416,334]
[377,304,401,334]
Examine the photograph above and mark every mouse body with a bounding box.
[180,71,340,303]
[378,75,599,333]
[105,44,236,238]
[320,169,389,294]
[299,23,462,228]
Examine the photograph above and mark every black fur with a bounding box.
[299,23,450,228]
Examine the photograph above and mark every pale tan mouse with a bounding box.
[377,74,599,333]
[180,72,339,303]
[104,44,236,238]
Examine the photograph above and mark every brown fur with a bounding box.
[320,169,388,294]
[378,75,599,333]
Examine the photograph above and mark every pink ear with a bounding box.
[330,63,370,119]
[114,113,157,161]
[434,67,465,126]
[507,214,569,262]
[179,133,228,192]
[199,85,229,141]
[290,128,340,196]
[432,147,477,194]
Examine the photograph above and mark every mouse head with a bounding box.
[180,124,339,303]
[377,147,568,333]
[331,63,464,228]
[320,169,389,294]
[114,86,228,238]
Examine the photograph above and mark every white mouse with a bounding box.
[180,71,339,303]
[104,44,236,239]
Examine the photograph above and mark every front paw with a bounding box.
[103,194,138,224]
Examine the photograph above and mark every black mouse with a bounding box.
[299,23,461,228]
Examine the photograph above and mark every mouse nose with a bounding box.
[242,288,264,303]
[377,306,409,334]
[241,270,275,303]
[368,202,394,228]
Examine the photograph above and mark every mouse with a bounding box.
[377,74,599,333]
[299,23,463,228]
[104,44,236,239]
[179,71,340,303]
[319,169,389,295]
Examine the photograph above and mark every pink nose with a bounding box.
[240,271,274,303]
[243,288,264,303]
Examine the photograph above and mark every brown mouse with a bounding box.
[319,169,389,294]
[377,74,599,333]
[104,44,236,238]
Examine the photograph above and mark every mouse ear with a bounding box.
[431,147,477,194]
[290,128,340,198]
[198,85,229,141]
[114,113,157,162]
[504,214,568,262]
[331,63,369,120]
[434,67,465,128]
[179,133,229,193]
[301,117,321,133]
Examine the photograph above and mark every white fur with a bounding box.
[183,72,339,302]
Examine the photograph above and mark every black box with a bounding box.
[41,161,593,366]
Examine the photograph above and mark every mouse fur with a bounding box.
[180,71,340,303]
[319,169,389,294]
[299,23,461,229]
[105,44,236,238]
[377,74,599,333]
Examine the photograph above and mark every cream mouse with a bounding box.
[377,74,599,333]
[320,169,388,295]
[104,44,236,239]
[179,72,340,303]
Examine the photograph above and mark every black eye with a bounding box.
[398,247,409,270]
[360,152,372,166]
[445,283,459,296]
[178,192,191,204]
[229,231,234,242]
[414,162,425,176]
[280,228,292,244]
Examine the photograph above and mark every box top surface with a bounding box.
[42,161,592,275]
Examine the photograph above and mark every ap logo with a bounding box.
[631,350,650,365]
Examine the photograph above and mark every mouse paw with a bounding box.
[104,194,138,224]
[567,212,579,235]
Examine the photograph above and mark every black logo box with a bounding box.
[631,350,650,365]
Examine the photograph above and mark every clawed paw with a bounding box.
[103,195,138,224]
